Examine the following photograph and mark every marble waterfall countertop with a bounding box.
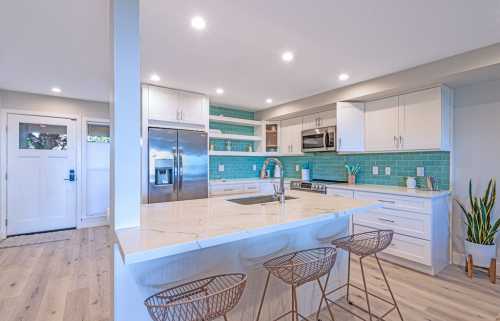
[115,190,378,264]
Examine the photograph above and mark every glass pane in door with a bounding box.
[19,123,68,150]
[87,123,111,143]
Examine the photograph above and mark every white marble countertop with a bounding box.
[115,190,378,264]
[209,178,290,184]
[324,183,450,199]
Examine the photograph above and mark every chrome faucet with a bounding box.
[263,158,285,204]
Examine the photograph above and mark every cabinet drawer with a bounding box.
[354,191,431,213]
[353,208,430,240]
[210,184,244,196]
[327,188,354,199]
[244,183,260,193]
[354,224,431,266]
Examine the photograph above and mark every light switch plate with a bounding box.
[385,167,391,176]
[218,164,225,172]
[295,164,300,172]
[372,166,379,176]
[417,167,425,177]
[252,164,257,171]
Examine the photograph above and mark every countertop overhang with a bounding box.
[115,190,378,265]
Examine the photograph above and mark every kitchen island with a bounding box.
[114,190,378,321]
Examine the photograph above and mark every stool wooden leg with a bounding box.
[467,255,473,278]
[255,271,271,321]
[490,258,497,284]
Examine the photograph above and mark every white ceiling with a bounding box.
[1,1,500,110]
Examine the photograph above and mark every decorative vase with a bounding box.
[348,175,356,185]
[406,176,417,189]
[464,240,497,268]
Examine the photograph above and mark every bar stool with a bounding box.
[317,230,404,321]
[144,273,247,321]
[255,247,337,321]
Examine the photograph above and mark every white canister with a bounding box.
[301,169,311,182]
[406,176,417,189]
[274,165,281,178]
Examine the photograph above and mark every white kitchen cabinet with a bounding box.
[364,96,400,151]
[178,92,207,126]
[302,109,336,130]
[146,85,179,123]
[143,85,208,128]
[363,86,452,152]
[336,102,365,152]
[280,117,303,155]
[399,87,452,151]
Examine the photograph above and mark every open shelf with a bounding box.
[209,132,262,141]
[209,115,264,127]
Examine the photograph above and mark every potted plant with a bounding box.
[457,179,500,267]
[345,163,360,185]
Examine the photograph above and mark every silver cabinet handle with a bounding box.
[338,137,342,148]
[378,199,395,204]
[378,217,395,223]
[399,136,403,148]
[394,136,398,148]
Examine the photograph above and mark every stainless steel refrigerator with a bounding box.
[148,128,208,203]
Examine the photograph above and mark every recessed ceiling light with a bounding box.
[281,51,294,63]
[216,88,224,95]
[191,16,206,30]
[266,98,273,104]
[150,73,160,82]
[51,87,62,93]
[338,73,350,81]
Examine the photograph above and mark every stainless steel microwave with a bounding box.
[301,126,336,152]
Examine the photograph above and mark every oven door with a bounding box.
[302,129,327,152]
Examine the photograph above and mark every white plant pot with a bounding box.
[464,240,497,268]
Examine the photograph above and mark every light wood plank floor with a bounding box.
[0,226,499,321]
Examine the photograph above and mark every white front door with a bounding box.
[7,114,77,235]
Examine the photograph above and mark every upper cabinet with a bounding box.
[365,96,400,152]
[280,117,303,155]
[336,102,365,152]
[364,86,452,152]
[302,109,336,130]
[143,85,208,129]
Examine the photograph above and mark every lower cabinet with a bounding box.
[328,187,449,275]
[209,180,288,197]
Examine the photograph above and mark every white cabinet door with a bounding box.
[399,87,442,150]
[147,85,179,122]
[280,117,302,154]
[317,109,336,128]
[179,92,206,126]
[365,96,399,151]
[302,114,318,130]
[336,102,365,152]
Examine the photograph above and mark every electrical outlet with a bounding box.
[417,167,425,177]
[295,164,300,172]
[372,166,379,176]
[218,164,225,172]
[252,164,257,171]
[385,167,391,176]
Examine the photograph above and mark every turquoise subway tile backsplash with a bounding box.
[207,105,450,190]
[210,105,254,120]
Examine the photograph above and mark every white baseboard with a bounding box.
[78,216,109,229]
[453,250,499,276]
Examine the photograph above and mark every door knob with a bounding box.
[64,169,76,182]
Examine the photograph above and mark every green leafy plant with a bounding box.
[456,179,500,245]
[345,163,360,176]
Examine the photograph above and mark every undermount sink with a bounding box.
[227,195,297,205]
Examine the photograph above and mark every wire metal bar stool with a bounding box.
[255,247,337,321]
[316,230,404,321]
[144,273,247,321]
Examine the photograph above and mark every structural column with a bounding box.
[110,0,141,231]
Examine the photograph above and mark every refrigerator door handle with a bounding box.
[173,148,178,194]
[178,149,183,191]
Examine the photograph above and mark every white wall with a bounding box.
[0,89,109,118]
[453,78,500,262]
